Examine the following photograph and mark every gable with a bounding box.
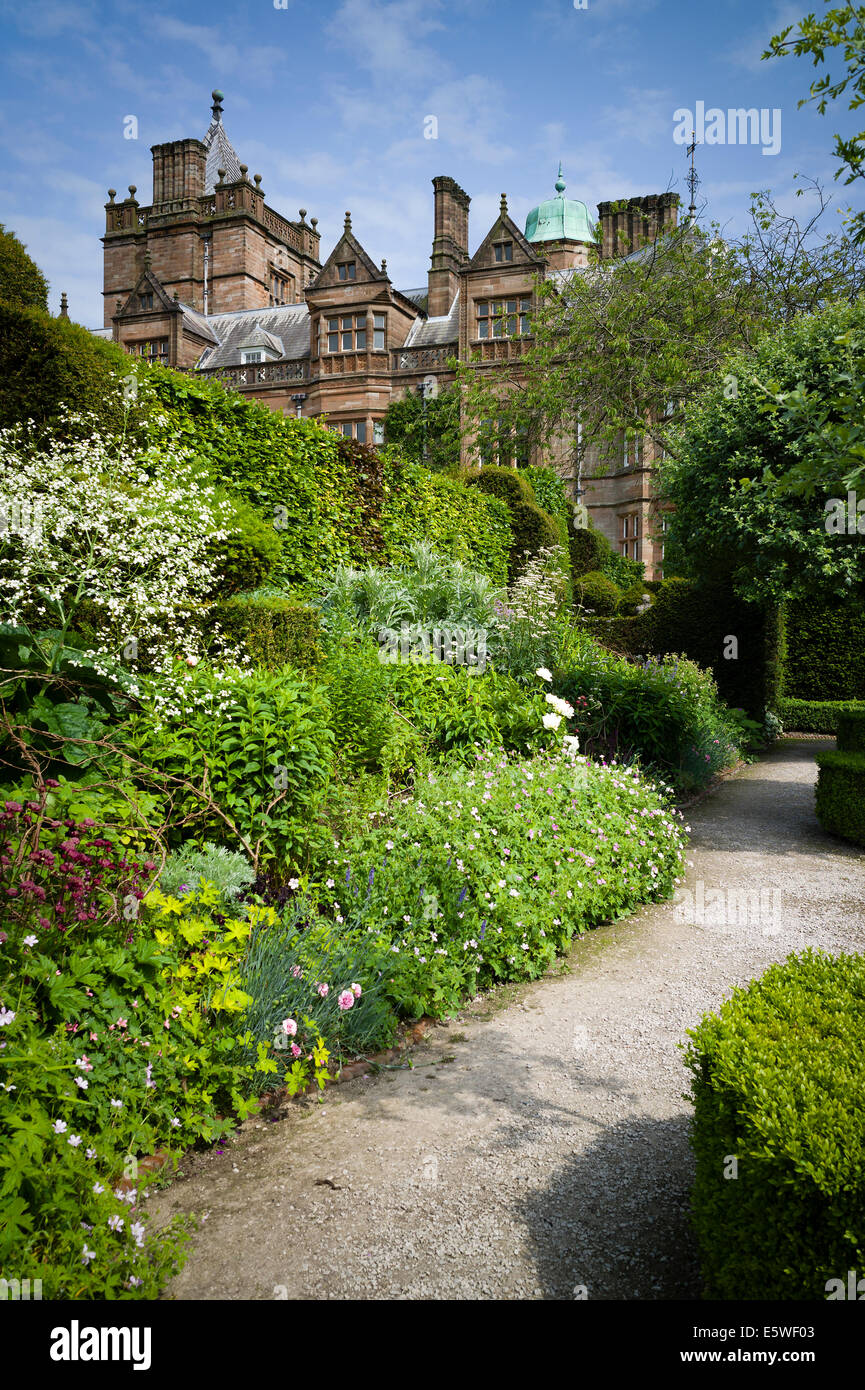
[468,209,545,273]
[312,216,387,290]
[117,267,180,319]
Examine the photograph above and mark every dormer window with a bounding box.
[241,350,264,364]
[338,262,356,281]
[138,292,154,310]
[494,242,513,263]
[326,315,366,352]
[476,297,531,339]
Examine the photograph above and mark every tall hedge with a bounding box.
[783,596,865,701]
[580,576,783,715]
[466,465,563,580]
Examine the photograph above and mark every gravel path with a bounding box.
[149,741,865,1300]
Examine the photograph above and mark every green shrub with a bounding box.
[837,707,865,753]
[814,750,865,845]
[384,660,551,761]
[123,663,334,869]
[207,495,283,598]
[0,224,49,310]
[568,521,610,577]
[380,460,512,582]
[318,623,406,773]
[523,465,570,544]
[556,650,741,794]
[508,499,562,578]
[575,569,621,616]
[784,597,865,701]
[211,594,323,671]
[601,549,645,591]
[685,949,865,1300]
[0,301,141,436]
[776,698,865,733]
[467,464,536,508]
[158,841,255,906]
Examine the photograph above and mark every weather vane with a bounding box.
[686,130,701,219]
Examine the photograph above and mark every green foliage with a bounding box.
[523,465,571,542]
[207,495,283,599]
[507,499,563,580]
[317,748,687,1018]
[574,569,621,616]
[778,696,865,733]
[0,301,141,436]
[837,706,865,753]
[210,594,323,671]
[467,464,536,509]
[320,541,504,634]
[580,577,784,716]
[383,661,552,762]
[380,458,512,582]
[815,750,865,844]
[685,949,865,1299]
[569,523,611,578]
[662,298,865,604]
[158,841,256,906]
[123,664,334,870]
[0,224,49,311]
[383,384,461,471]
[556,648,741,795]
[318,622,408,774]
[783,595,865,700]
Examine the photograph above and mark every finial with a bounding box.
[107,188,116,203]
[173,289,179,301]
[310,217,318,230]
[144,248,151,269]
[59,292,69,319]
[555,162,566,195]
[115,298,123,315]
[211,90,224,120]
[254,173,262,187]
[381,258,387,274]
[344,210,352,232]
[217,168,226,185]
[500,193,507,215]
[128,185,137,200]
[298,207,307,222]
[239,163,248,179]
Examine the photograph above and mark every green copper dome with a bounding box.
[525,165,594,244]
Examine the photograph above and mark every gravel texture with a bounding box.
[149,741,864,1300]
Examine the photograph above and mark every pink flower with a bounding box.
[338,990,354,1011]
[351,983,362,998]
[316,982,329,998]
[290,1042,302,1058]
[281,1018,297,1036]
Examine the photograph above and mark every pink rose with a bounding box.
[281,1018,297,1036]
[338,990,354,1011]
[316,983,329,998]
[290,1042,301,1058]
[351,983,362,998]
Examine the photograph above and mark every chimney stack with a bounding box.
[59,292,69,319]
[428,175,470,318]
[597,192,679,259]
[151,138,207,210]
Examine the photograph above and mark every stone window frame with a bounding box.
[333,420,368,444]
[337,261,357,281]
[493,241,514,263]
[127,338,168,363]
[622,431,643,470]
[619,511,640,560]
[138,292,154,311]
[475,296,531,340]
[326,313,367,353]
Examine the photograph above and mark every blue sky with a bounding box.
[0,0,858,328]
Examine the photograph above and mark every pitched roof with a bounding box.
[202,113,243,194]
[404,291,459,347]
[195,301,310,369]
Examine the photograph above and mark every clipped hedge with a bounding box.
[580,577,784,716]
[815,751,865,845]
[784,595,865,702]
[569,523,610,578]
[208,494,284,598]
[777,698,865,734]
[466,465,562,579]
[685,949,865,1300]
[575,569,621,616]
[837,707,865,754]
[210,594,323,671]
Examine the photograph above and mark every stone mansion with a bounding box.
[98,92,680,578]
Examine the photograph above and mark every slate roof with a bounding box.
[202,114,243,194]
[398,287,429,310]
[195,301,311,369]
[403,291,459,347]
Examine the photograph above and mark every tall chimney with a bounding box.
[151,138,207,210]
[428,175,470,317]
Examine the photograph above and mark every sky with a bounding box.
[0,0,859,328]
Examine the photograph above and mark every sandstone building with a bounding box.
[100,92,679,578]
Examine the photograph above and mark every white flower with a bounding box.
[562,735,581,759]
[542,712,562,730]
[52,1119,67,1134]
[545,693,574,718]
[288,877,300,891]
[0,1008,15,1026]
[23,934,38,948]
[536,667,553,682]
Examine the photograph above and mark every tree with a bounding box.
[456,187,864,483]
[661,298,865,605]
[0,224,48,311]
[383,382,460,471]
[765,3,865,243]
